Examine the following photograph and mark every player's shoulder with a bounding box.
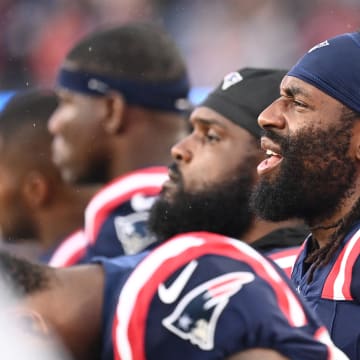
[84,166,168,244]
[87,166,168,209]
[123,231,285,280]
[47,229,88,267]
[321,223,360,301]
[138,231,272,271]
[116,231,307,328]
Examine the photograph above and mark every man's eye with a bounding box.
[206,132,220,142]
[293,99,307,108]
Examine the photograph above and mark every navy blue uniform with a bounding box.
[292,222,360,359]
[46,167,168,266]
[100,232,347,360]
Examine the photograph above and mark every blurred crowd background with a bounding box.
[0,0,359,91]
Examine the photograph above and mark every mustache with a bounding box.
[261,129,290,151]
[168,162,182,181]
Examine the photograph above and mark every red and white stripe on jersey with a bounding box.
[113,232,309,360]
[269,246,302,277]
[47,229,87,267]
[321,227,360,300]
[84,167,168,245]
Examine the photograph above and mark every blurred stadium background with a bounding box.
[0,0,359,108]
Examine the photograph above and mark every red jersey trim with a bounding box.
[47,229,87,267]
[321,227,360,300]
[269,246,302,277]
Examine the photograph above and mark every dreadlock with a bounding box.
[306,106,360,282]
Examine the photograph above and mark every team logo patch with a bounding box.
[114,211,156,254]
[221,72,243,90]
[130,193,157,212]
[161,271,255,350]
[308,40,329,53]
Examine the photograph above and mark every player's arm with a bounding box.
[23,263,104,360]
[0,251,104,360]
[227,348,289,360]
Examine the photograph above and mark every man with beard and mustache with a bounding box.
[149,67,308,275]
[0,68,340,360]
[251,31,360,359]
[0,234,346,359]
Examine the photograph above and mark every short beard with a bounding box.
[250,114,357,225]
[148,162,257,243]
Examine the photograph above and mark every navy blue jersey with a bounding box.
[46,167,168,266]
[107,232,346,360]
[292,222,360,359]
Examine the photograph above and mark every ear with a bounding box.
[12,308,51,337]
[22,171,49,209]
[103,91,126,134]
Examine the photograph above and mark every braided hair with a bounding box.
[306,107,360,282]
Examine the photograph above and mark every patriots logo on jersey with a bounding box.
[161,271,255,350]
[130,193,157,212]
[114,211,156,254]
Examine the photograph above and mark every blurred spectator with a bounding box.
[29,1,97,87]
[161,0,299,86]
[297,0,360,55]
[91,0,155,24]
[0,0,97,89]
[0,0,359,89]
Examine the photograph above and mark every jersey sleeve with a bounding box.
[113,232,340,360]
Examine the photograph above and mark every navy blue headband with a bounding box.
[288,32,360,113]
[57,68,191,112]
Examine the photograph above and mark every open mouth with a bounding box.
[257,139,284,176]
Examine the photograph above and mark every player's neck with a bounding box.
[38,185,97,250]
[309,178,360,248]
[241,218,304,245]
